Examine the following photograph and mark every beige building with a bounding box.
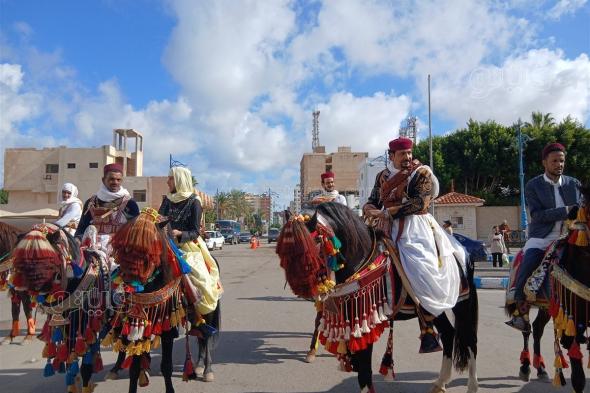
[245,193,271,220]
[433,191,485,239]
[300,146,368,202]
[2,128,212,214]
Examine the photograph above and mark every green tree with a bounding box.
[0,189,7,204]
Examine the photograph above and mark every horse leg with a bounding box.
[518,330,531,381]
[562,324,587,393]
[431,314,454,393]
[201,335,215,382]
[80,363,95,393]
[128,355,140,393]
[531,309,550,381]
[350,344,374,392]
[305,310,322,363]
[105,351,126,380]
[160,330,175,393]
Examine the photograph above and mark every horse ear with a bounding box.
[46,229,61,244]
[284,210,291,221]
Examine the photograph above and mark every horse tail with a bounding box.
[453,258,478,371]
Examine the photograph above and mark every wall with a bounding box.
[434,205,478,239]
[476,206,522,240]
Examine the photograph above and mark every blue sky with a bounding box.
[1,0,589,208]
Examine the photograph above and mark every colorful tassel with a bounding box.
[93,352,103,373]
[75,334,86,355]
[560,352,569,368]
[533,354,545,369]
[337,339,347,354]
[121,321,130,336]
[57,343,68,362]
[565,316,576,336]
[152,335,161,350]
[568,342,583,360]
[361,316,371,334]
[121,356,133,369]
[162,317,171,332]
[43,359,55,377]
[182,357,195,381]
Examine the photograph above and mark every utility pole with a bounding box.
[428,74,434,215]
[216,188,220,222]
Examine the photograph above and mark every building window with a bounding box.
[89,162,99,168]
[451,216,464,229]
[46,164,59,173]
[133,190,147,202]
[67,163,76,169]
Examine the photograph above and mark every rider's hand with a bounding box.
[171,229,182,238]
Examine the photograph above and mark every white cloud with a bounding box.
[548,0,588,20]
[432,49,590,125]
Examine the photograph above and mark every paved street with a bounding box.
[0,243,573,393]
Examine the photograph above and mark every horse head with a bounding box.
[111,207,168,285]
[12,223,78,293]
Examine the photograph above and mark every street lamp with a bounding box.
[516,119,531,232]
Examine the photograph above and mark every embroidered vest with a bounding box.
[88,195,131,235]
[379,160,422,209]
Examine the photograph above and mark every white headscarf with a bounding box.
[167,167,195,203]
[59,183,83,208]
[96,183,130,202]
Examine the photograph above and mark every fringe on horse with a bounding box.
[12,229,62,291]
[276,218,323,298]
[111,210,164,284]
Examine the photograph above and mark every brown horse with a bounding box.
[278,202,478,393]
[0,221,36,342]
[549,185,590,393]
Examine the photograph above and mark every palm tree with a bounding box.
[215,192,230,219]
[524,112,556,133]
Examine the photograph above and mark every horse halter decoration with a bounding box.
[12,223,72,293]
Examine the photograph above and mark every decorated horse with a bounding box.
[104,207,220,393]
[11,223,111,393]
[0,221,38,342]
[547,185,590,393]
[504,250,552,382]
[277,202,478,393]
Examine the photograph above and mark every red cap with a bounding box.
[103,163,123,176]
[321,171,335,180]
[388,137,413,152]
[542,142,565,159]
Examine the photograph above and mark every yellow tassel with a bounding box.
[565,317,576,336]
[170,312,177,327]
[552,370,561,387]
[101,331,113,348]
[125,342,136,356]
[152,335,160,350]
[337,340,347,354]
[178,306,186,319]
[143,339,151,353]
[112,339,124,353]
[575,229,588,246]
[554,356,562,369]
[556,307,564,325]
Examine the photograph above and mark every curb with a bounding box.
[473,276,509,290]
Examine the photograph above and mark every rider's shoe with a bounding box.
[505,315,531,332]
[419,332,442,353]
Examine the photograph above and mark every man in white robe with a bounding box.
[363,137,465,353]
[312,171,348,206]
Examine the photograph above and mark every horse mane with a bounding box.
[314,202,373,272]
[111,212,173,285]
[0,221,22,256]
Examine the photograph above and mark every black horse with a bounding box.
[278,202,479,393]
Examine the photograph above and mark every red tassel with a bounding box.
[153,320,162,335]
[47,342,57,357]
[121,321,130,336]
[75,334,86,355]
[143,321,152,338]
[348,337,360,353]
[568,342,583,360]
[560,353,570,368]
[520,350,531,365]
[379,364,388,375]
[84,328,95,344]
[162,317,171,332]
[52,357,61,371]
[57,343,68,362]
[121,356,133,369]
[548,299,559,318]
[533,354,545,369]
[182,357,194,381]
[91,315,102,332]
[40,321,51,342]
[93,353,103,372]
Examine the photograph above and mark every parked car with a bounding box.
[238,232,253,243]
[220,228,238,245]
[205,231,224,250]
[453,233,488,262]
[268,228,280,243]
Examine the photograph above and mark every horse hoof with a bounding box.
[518,370,530,382]
[195,366,204,377]
[203,372,214,382]
[429,385,446,393]
[537,370,550,382]
[305,349,316,363]
[104,371,119,381]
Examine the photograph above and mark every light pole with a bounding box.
[516,119,528,231]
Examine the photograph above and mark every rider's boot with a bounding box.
[418,312,441,353]
[505,301,531,332]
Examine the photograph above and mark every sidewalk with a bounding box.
[472,252,515,290]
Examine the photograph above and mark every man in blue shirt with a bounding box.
[507,142,581,331]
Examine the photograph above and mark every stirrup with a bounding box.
[419,332,442,353]
[505,316,531,332]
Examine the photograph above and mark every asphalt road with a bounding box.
[0,243,574,393]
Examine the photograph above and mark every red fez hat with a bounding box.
[542,142,565,159]
[388,137,413,152]
[321,171,335,180]
[103,163,123,175]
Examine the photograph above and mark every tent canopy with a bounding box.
[0,208,59,218]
